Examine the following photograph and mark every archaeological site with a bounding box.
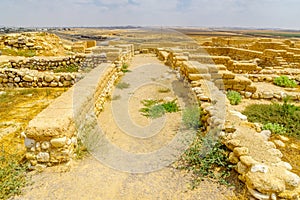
[0,27,300,200]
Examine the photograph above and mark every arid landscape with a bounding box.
[0,26,299,200]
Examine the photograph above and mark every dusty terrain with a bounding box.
[11,55,238,200]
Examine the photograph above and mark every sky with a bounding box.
[0,0,299,29]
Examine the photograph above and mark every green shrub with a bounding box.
[116,82,130,89]
[273,76,297,88]
[182,105,201,130]
[121,63,131,73]
[226,91,242,105]
[139,99,180,119]
[179,136,234,188]
[53,64,79,73]
[242,99,300,138]
[158,87,171,93]
[0,150,28,199]
[263,123,287,134]
[161,99,180,113]
[1,48,36,57]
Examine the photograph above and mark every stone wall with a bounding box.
[24,63,121,169]
[0,68,76,88]
[155,47,300,199]
[159,48,257,96]
[8,55,85,71]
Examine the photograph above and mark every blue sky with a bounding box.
[0,0,299,29]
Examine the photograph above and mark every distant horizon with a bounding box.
[1,25,300,32]
[1,0,299,30]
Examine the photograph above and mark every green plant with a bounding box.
[226,91,242,105]
[1,48,36,57]
[182,105,201,130]
[75,140,88,160]
[0,148,28,199]
[178,135,234,188]
[121,63,131,73]
[53,64,79,73]
[139,99,180,119]
[242,100,300,138]
[158,87,171,93]
[273,76,297,88]
[116,82,130,89]
[112,95,121,101]
[161,99,180,113]
[263,123,287,134]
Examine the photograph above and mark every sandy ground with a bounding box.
[12,54,237,200]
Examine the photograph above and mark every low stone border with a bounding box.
[23,63,120,169]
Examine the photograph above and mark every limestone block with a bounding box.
[37,152,50,162]
[240,156,258,167]
[23,74,34,82]
[50,137,67,148]
[234,147,249,157]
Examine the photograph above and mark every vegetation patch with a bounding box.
[158,87,171,93]
[263,123,287,135]
[0,149,28,200]
[178,132,235,188]
[139,99,180,119]
[121,63,131,73]
[182,105,201,130]
[53,64,79,73]
[116,82,130,89]
[226,90,242,105]
[1,48,36,57]
[242,98,300,138]
[273,76,297,88]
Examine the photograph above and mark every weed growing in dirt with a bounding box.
[75,140,88,160]
[182,105,201,130]
[226,91,242,105]
[273,76,297,88]
[53,64,79,73]
[1,48,36,57]
[112,95,121,101]
[139,99,180,118]
[243,97,300,138]
[263,123,287,134]
[158,87,171,93]
[116,82,130,89]
[121,63,131,73]
[0,148,28,200]
[178,132,234,188]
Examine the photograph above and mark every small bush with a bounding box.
[121,63,131,73]
[243,99,300,138]
[53,64,79,73]
[139,99,180,119]
[226,91,242,105]
[179,136,234,188]
[0,150,28,199]
[263,123,287,134]
[273,76,297,88]
[1,48,36,57]
[161,99,180,113]
[116,82,130,89]
[158,88,171,93]
[182,105,201,130]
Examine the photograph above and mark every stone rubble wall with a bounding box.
[159,48,257,97]
[155,47,300,200]
[0,68,77,88]
[7,55,85,71]
[24,63,121,169]
[205,39,300,69]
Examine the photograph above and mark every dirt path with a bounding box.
[13,54,235,200]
